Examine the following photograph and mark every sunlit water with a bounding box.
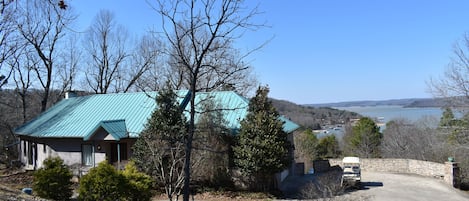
[334,105,443,123]
[317,106,443,139]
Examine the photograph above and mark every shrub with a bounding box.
[78,161,154,201]
[121,161,154,201]
[300,170,345,199]
[78,161,127,201]
[33,157,73,201]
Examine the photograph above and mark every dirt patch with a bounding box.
[0,167,45,201]
[0,169,34,190]
[0,185,49,201]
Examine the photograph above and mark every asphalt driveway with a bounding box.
[280,172,469,201]
[346,172,469,201]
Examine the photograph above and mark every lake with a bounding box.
[316,106,443,139]
[334,105,443,123]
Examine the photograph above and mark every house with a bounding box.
[14,90,300,174]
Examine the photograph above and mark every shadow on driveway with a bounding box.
[360,181,384,190]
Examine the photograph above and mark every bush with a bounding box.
[78,161,127,201]
[78,161,154,201]
[121,161,154,201]
[300,170,345,199]
[33,157,73,201]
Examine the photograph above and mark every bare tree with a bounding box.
[191,99,233,187]
[294,129,318,169]
[164,44,258,96]
[151,0,265,199]
[127,34,162,92]
[428,33,469,108]
[85,10,158,94]
[428,33,469,187]
[55,34,81,96]
[0,0,18,88]
[14,0,75,111]
[381,117,447,161]
[10,46,38,123]
[84,10,129,94]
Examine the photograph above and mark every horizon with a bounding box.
[31,1,469,104]
[278,96,434,105]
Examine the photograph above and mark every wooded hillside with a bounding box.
[308,98,449,108]
[271,98,361,130]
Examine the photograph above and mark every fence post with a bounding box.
[444,161,460,188]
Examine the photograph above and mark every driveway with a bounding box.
[280,172,469,201]
[340,172,469,201]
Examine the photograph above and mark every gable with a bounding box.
[85,120,127,141]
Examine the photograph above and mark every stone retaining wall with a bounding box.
[326,158,459,187]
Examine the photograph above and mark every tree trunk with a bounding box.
[183,87,196,201]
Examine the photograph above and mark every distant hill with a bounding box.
[270,98,362,130]
[307,98,448,108]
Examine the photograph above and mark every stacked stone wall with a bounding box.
[326,158,458,187]
[408,159,445,179]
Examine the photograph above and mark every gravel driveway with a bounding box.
[342,172,469,201]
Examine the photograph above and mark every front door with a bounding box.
[110,143,127,163]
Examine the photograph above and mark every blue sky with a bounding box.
[70,1,469,104]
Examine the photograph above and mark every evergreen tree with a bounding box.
[316,135,340,159]
[440,107,456,127]
[344,117,382,158]
[132,84,187,201]
[233,86,291,191]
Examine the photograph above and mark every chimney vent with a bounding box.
[65,91,77,99]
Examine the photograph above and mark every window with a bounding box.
[82,144,94,166]
[43,144,46,153]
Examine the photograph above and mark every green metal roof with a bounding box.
[15,92,163,138]
[15,90,299,140]
[190,91,250,131]
[85,120,127,141]
[279,116,301,133]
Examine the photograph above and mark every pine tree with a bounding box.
[344,117,382,158]
[132,84,187,201]
[233,86,291,191]
[440,107,455,127]
[316,135,340,159]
